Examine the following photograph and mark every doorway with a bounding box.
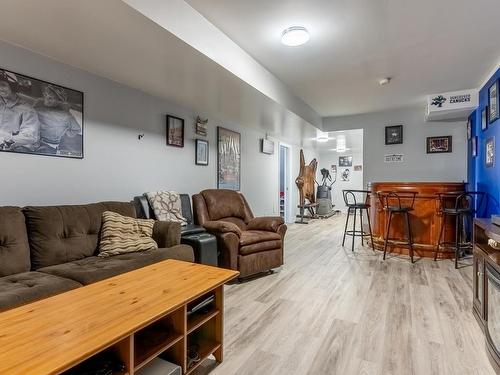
[279,144,292,223]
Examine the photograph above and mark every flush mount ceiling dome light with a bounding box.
[281,26,310,47]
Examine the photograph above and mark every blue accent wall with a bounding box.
[468,68,500,217]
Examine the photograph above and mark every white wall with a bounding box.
[0,41,316,218]
[322,106,467,184]
[319,148,364,213]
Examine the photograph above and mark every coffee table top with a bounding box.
[0,259,239,374]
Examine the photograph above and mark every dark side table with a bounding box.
[181,230,218,267]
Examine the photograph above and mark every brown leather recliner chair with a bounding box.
[192,189,287,278]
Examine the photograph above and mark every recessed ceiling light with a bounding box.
[281,26,310,47]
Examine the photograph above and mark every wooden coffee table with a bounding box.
[0,259,239,374]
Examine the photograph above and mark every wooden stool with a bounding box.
[377,191,418,263]
[342,190,375,252]
[435,191,485,268]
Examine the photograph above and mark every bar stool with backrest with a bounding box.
[377,190,418,263]
[342,190,375,252]
[435,191,485,268]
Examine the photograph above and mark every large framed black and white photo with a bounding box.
[0,68,83,158]
[489,80,499,124]
[385,125,403,145]
[217,127,241,190]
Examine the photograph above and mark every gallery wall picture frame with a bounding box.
[385,125,403,145]
[0,67,84,159]
[195,116,208,136]
[482,107,488,131]
[489,79,499,124]
[341,168,350,181]
[472,136,477,157]
[195,139,209,166]
[166,115,184,147]
[261,138,275,155]
[486,137,495,168]
[426,136,452,154]
[467,118,472,140]
[338,156,353,167]
[217,126,241,190]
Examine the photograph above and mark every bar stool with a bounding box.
[342,190,375,252]
[435,191,485,268]
[377,191,418,263]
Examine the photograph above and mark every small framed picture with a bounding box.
[467,118,472,140]
[195,139,209,165]
[486,137,495,168]
[339,156,353,167]
[385,125,403,145]
[166,115,184,147]
[195,116,208,136]
[427,136,452,154]
[341,168,350,181]
[472,136,477,157]
[261,139,275,155]
[489,80,499,124]
[482,107,488,131]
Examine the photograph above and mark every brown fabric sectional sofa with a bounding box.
[0,201,194,311]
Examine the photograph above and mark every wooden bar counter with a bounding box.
[368,181,466,258]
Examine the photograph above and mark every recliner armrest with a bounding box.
[247,217,284,232]
[152,221,181,248]
[203,221,242,236]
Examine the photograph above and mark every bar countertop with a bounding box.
[367,181,467,258]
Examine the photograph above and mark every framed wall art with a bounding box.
[426,136,452,154]
[261,138,275,155]
[166,115,184,147]
[385,125,403,145]
[217,126,241,190]
[482,107,488,131]
[472,136,477,157]
[0,67,83,159]
[338,156,353,167]
[341,168,350,181]
[195,116,207,136]
[486,137,495,168]
[489,80,499,124]
[195,139,209,166]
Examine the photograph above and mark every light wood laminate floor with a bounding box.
[193,214,494,375]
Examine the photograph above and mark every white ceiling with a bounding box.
[186,0,500,117]
[315,128,363,153]
[0,0,320,147]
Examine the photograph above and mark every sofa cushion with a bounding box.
[24,202,136,270]
[239,230,281,246]
[99,211,157,257]
[0,272,82,311]
[240,240,282,255]
[201,189,252,222]
[219,217,247,231]
[0,207,31,277]
[145,191,187,224]
[38,245,194,285]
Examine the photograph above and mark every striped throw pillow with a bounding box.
[99,211,158,257]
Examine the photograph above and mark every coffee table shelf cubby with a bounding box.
[0,260,239,375]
